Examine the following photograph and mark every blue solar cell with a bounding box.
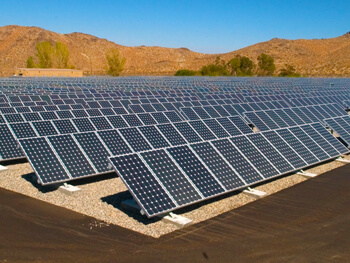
[228,116,253,134]
[90,117,113,130]
[10,122,37,138]
[189,120,216,140]
[122,114,143,127]
[157,124,187,146]
[119,127,152,152]
[72,118,96,132]
[139,126,170,148]
[203,119,229,138]
[32,121,58,136]
[173,122,202,143]
[110,154,176,217]
[167,145,225,197]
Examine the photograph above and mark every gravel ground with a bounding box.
[0,154,349,238]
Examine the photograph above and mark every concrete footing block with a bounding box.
[297,171,318,178]
[58,183,81,196]
[243,187,267,199]
[336,158,350,164]
[0,165,8,172]
[161,213,193,228]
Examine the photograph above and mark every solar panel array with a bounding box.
[1,77,350,217]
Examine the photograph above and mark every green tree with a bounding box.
[200,64,228,76]
[36,41,54,68]
[278,64,301,77]
[54,42,69,68]
[26,56,36,68]
[227,55,254,76]
[174,69,197,76]
[257,53,275,76]
[106,49,126,76]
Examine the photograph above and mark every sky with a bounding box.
[1,0,349,54]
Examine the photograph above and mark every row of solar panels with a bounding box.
[325,115,350,147]
[243,103,346,131]
[110,122,349,217]
[16,115,254,184]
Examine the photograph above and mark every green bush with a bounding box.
[278,64,301,77]
[257,53,275,76]
[227,55,254,76]
[106,49,126,76]
[174,69,197,76]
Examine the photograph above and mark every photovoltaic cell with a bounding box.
[173,122,202,143]
[10,122,37,138]
[191,142,245,190]
[247,133,293,173]
[48,135,95,178]
[74,132,112,173]
[275,129,318,165]
[53,119,77,134]
[141,150,202,205]
[90,117,113,130]
[110,154,176,217]
[32,121,58,136]
[122,114,143,127]
[229,116,253,134]
[212,139,263,184]
[22,112,42,122]
[139,126,170,148]
[164,111,182,122]
[157,124,187,146]
[203,119,229,138]
[107,115,129,128]
[230,136,279,178]
[216,117,242,136]
[151,112,169,124]
[19,137,70,184]
[72,118,96,132]
[262,130,307,169]
[189,120,216,140]
[98,129,132,155]
[137,113,157,125]
[167,145,225,197]
[119,127,152,152]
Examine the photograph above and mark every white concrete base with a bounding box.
[0,165,8,172]
[336,158,350,164]
[297,171,318,178]
[58,183,81,196]
[161,212,193,228]
[243,187,267,199]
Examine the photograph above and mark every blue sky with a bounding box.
[1,0,349,54]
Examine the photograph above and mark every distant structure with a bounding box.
[14,68,83,77]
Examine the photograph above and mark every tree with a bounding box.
[257,53,275,76]
[278,64,301,77]
[54,42,69,68]
[227,55,254,76]
[174,69,197,76]
[106,49,126,76]
[26,56,35,68]
[200,64,228,76]
[36,41,54,68]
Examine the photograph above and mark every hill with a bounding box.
[0,25,349,76]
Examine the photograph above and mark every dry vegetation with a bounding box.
[0,25,350,76]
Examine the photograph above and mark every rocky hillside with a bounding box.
[0,25,349,76]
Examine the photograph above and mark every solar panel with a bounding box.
[274,109,297,126]
[203,106,221,118]
[230,136,279,178]
[40,111,58,120]
[73,132,112,173]
[119,127,152,152]
[56,110,74,119]
[181,107,200,120]
[163,111,182,122]
[0,124,24,160]
[48,135,96,178]
[203,119,229,138]
[110,154,176,217]
[275,129,318,165]
[216,117,242,136]
[310,122,349,154]
[151,112,169,124]
[141,150,202,205]
[137,113,157,125]
[32,121,59,136]
[246,133,293,173]
[10,122,37,139]
[191,142,245,190]
[212,139,263,184]
[289,126,329,160]
[53,119,77,134]
[265,110,289,128]
[122,114,143,127]
[167,145,225,197]
[189,120,216,140]
[72,118,96,132]
[157,124,187,146]
[22,112,42,122]
[19,137,70,184]
[192,107,211,119]
[107,115,129,129]
[229,116,253,134]
[97,129,132,155]
[139,126,170,148]
[173,122,202,143]
[283,108,305,125]
[4,114,25,123]
[90,117,113,130]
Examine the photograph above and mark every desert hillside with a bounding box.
[0,25,349,76]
